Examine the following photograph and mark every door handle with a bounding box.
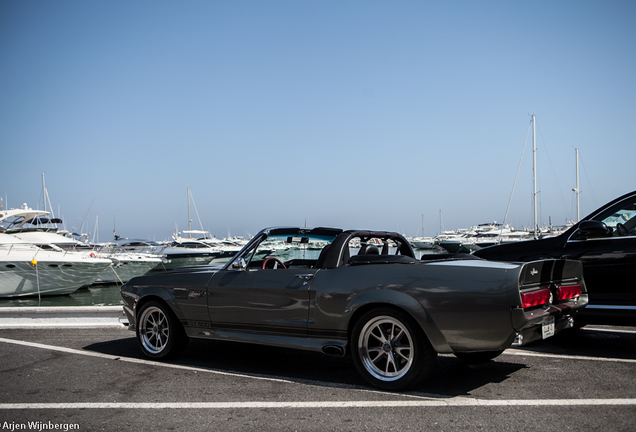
[296,274,314,286]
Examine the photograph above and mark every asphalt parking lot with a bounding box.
[0,324,634,431]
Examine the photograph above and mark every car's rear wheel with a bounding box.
[351,308,436,391]
[453,350,504,364]
[136,300,188,359]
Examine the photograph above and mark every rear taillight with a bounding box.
[521,288,551,308]
[556,284,581,301]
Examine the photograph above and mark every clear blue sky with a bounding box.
[1,1,634,241]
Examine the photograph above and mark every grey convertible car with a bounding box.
[121,227,588,390]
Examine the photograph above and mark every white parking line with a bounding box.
[582,327,636,334]
[0,399,635,409]
[504,349,636,363]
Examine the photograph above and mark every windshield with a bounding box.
[244,233,334,264]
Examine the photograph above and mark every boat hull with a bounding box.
[162,252,221,270]
[0,259,112,298]
[93,255,164,284]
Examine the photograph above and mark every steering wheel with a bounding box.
[262,257,287,269]
[616,223,629,236]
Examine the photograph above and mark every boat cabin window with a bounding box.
[173,241,209,249]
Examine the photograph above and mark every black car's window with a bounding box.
[597,197,636,237]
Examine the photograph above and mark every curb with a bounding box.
[0,306,128,328]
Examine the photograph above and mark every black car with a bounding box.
[474,190,636,325]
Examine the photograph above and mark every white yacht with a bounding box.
[1,204,95,252]
[92,250,165,284]
[0,232,112,297]
[410,237,438,250]
[161,232,224,270]
[198,237,243,265]
[471,223,533,248]
[95,239,170,279]
[434,229,478,253]
[0,204,165,285]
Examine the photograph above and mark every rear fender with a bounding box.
[344,289,452,354]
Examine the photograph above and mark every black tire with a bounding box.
[136,300,188,359]
[454,350,504,365]
[351,308,437,391]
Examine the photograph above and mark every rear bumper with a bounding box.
[510,295,587,346]
[512,313,575,346]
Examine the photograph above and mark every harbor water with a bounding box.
[0,283,123,308]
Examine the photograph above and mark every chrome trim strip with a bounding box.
[586,305,636,310]
[567,235,636,243]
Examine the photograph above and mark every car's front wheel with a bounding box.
[136,300,188,359]
[351,308,437,391]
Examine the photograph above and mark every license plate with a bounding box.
[542,317,555,339]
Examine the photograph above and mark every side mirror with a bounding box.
[578,220,611,238]
[231,257,247,271]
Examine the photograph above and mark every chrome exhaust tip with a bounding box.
[322,345,345,357]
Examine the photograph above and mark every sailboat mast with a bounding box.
[42,173,46,213]
[93,215,99,243]
[187,187,192,232]
[574,148,580,222]
[532,115,537,235]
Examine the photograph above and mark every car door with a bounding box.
[205,267,318,337]
[561,194,636,310]
[562,236,636,306]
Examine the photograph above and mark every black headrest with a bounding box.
[366,245,380,255]
[314,244,331,268]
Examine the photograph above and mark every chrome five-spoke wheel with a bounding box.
[139,306,169,355]
[136,300,188,359]
[351,308,436,391]
[358,315,414,381]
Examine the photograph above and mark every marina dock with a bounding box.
[0,306,127,328]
